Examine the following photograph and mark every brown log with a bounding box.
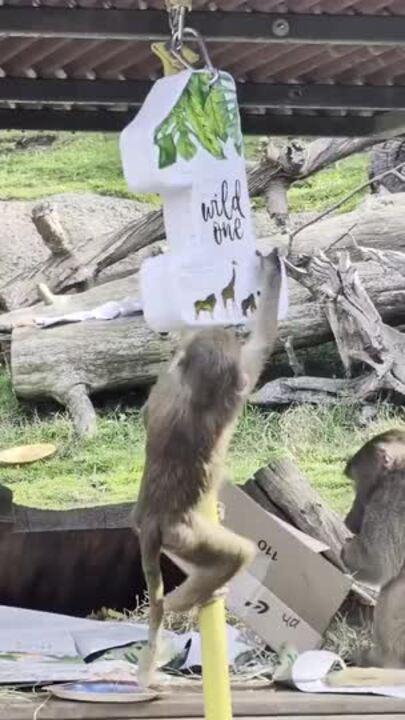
[8,189,405,433]
[247,458,351,571]
[5,223,405,338]
[1,272,140,329]
[32,202,73,257]
[291,193,405,256]
[11,314,175,436]
[248,137,379,198]
[242,477,289,521]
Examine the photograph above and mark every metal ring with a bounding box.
[169,26,219,82]
[182,27,214,71]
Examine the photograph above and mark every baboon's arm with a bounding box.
[241,250,282,394]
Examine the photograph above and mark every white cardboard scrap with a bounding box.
[290,650,405,699]
[0,606,150,659]
[0,658,138,685]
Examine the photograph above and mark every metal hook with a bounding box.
[170,26,219,83]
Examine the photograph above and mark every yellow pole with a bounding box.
[197,492,233,720]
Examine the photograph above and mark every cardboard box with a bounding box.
[219,483,352,653]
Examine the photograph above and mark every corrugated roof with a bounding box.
[0,0,405,134]
[2,0,405,11]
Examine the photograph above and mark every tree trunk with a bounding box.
[11,316,175,435]
[291,194,405,257]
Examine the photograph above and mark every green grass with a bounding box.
[1,367,404,516]
[0,131,369,213]
[288,153,369,214]
[0,132,158,202]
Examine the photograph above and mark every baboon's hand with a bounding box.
[217,501,225,522]
[257,248,282,288]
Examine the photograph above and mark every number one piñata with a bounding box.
[120,65,288,331]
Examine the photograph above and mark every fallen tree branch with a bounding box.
[250,373,381,406]
[254,249,405,406]
[249,137,379,198]
[8,232,405,433]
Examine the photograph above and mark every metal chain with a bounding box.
[165,0,192,50]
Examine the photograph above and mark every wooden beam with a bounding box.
[2,689,405,719]
[2,79,405,112]
[1,7,405,45]
[0,107,393,136]
[12,502,133,533]
[369,110,405,139]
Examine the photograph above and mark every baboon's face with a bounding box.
[345,451,380,502]
[341,535,379,583]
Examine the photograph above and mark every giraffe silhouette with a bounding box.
[241,292,257,317]
[194,293,217,320]
[221,261,238,310]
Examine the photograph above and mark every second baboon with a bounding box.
[334,430,405,683]
[342,429,405,585]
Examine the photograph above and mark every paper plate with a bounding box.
[0,443,57,465]
[44,681,159,703]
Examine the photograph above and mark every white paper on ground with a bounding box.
[0,606,157,659]
[35,298,142,328]
[0,658,138,685]
[290,650,405,699]
[0,606,252,684]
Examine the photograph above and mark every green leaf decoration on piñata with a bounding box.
[154,71,244,168]
[177,132,197,161]
[157,133,177,168]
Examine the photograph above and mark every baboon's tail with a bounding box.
[326,667,405,688]
[137,523,164,688]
